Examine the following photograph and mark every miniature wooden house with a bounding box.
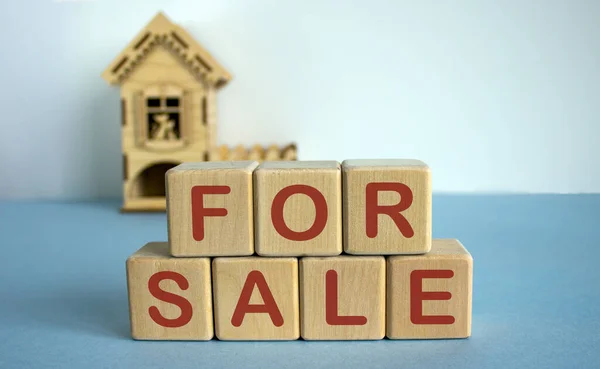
[102,12,296,212]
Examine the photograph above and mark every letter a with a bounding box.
[231,271,284,327]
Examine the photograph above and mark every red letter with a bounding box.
[325,270,367,325]
[271,184,328,241]
[147,271,193,328]
[231,271,284,327]
[410,270,455,324]
[191,185,231,241]
[365,182,414,238]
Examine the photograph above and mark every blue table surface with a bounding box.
[0,195,598,369]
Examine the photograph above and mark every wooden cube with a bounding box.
[126,242,213,340]
[166,161,258,257]
[387,239,473,339]
[342,159,431,255]
[212,257,300,340]
[300,256,386,340]
[254,161,342,256]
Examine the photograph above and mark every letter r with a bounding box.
[365,182,414,238]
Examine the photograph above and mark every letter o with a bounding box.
[271,185,328,241]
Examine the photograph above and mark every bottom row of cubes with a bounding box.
[126,239,473,341]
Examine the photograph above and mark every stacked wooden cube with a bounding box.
[126,160,473,341]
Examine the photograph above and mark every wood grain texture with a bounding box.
[254,161,342,256]
[300,256,386,340]
[386,239,473,339]
[126,242,213,340]
[212,257,300,340]
[166,161,258,257]
[342,159,431,255]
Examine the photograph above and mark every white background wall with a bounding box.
[0,0,599,199]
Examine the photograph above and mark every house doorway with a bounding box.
[130,162,179,198]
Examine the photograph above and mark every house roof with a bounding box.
[101,12,232,88]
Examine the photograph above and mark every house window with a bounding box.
[147,96,181,140]
[142,85,185,150]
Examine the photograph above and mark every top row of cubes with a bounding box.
[166,160,431,257]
